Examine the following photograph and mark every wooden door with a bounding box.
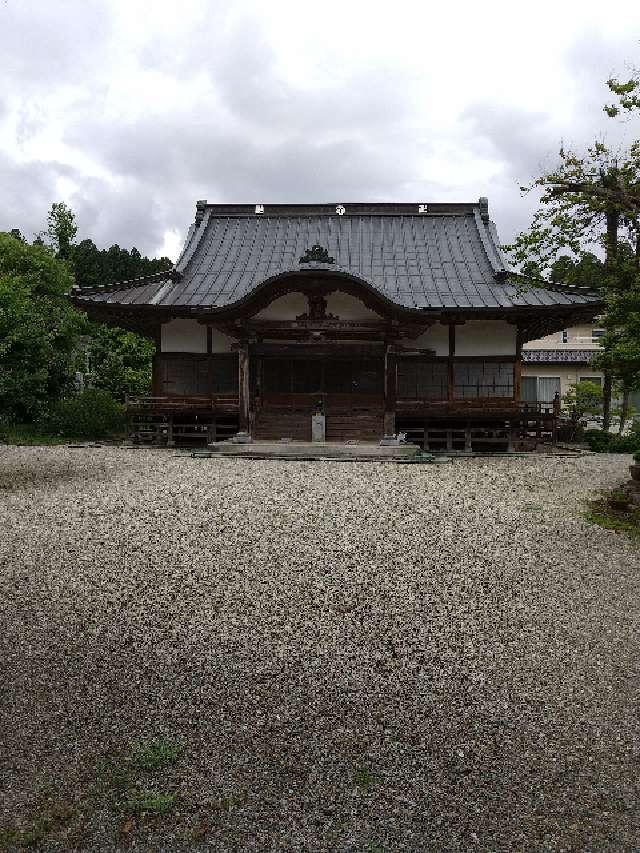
[254,352,384,441]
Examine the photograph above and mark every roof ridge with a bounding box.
[72,268,178,296]
[193,201,488,219]
[473,210,505,276]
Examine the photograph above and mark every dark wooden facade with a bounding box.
[132,298,551,449]
[73,201,602,449]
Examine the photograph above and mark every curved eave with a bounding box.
[70,267,604,336]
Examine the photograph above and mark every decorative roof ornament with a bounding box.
[418,204,428,213]
[335,204,345,216]
[299,244,335,264]
[255,204,264,214]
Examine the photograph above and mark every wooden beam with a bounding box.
[251,342,384,358]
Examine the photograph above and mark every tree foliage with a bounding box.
[1,202,173,424]
[504,139,640,278]
[86,325,155,400]
[47,202,77,260]
[73,238,172,289]
[604,72,640,117]
[562,380,603,420]
[0,232,83,422]
[591,248,640,390]
[504,67,640,429]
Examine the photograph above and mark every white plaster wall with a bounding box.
[408,323,450,356]
[524,323,602,351]
[325,292,380,320]
[455,320,517,356]
[210,328,235,353]
[161,319,207,353]
[253,292,308,320]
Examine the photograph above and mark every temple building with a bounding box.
[72,200,602,451]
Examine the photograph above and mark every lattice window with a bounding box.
[159,354,238,396]
[262,358,383,395]
[397,360,448,400]
[453,361,514,399]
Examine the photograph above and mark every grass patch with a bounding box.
[0,424,71,446]
[129,737,184,772]
[0,797,78,850]
[352,765,380,790]
[119,790,178,818]
[585,496,640,539]
[95,737,184,820]
[1,737,185,851]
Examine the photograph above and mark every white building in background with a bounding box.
[521,323,606,405]
[522,325,640,423]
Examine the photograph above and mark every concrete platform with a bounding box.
[206,440,419,461]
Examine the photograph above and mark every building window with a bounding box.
[453,361,514,399]
[521,376,561,404]
[592,328,605,343]
[579,376,602,387]
[538,377,561,404]
[397,360,448,400]
[262,358,383,395]
[561,329,568,343]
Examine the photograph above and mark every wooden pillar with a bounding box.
[384,345,396,436]
[447,323,456,401]
[464,422,472,453]
[166,414,174,447]
[238,342,250,434]
[514,328,522,401]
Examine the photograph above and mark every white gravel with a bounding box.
[1,447,639,852]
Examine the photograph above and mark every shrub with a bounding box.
[39,389,125,439]
[583,428,640,454]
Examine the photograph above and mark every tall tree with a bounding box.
[47,202,78,260]
[505,73,640,431]
[0,232,83,422]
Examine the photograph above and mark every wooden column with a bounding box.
[514,327,523,401]
[238,342,250,434]
[384,345,397,436]
[447,323,456,401]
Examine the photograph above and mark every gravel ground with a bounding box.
[1,447,639,852]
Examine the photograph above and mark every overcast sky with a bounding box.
[1,0,639,260]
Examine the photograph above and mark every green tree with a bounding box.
[86,325,155,400]
[72,238,172,289]
[0,232,83,422]
[505,71,640,430]
[604,71,640,116]
[562,380,604,439]
[69,233,171,399]
[47,202,78,260]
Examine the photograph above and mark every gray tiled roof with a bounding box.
[522,349,596,364]
[73,202,601,312]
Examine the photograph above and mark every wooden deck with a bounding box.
[126,395,558,450]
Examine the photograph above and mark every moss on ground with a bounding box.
[585,496,640,539]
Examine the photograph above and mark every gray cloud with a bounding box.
[1,1,113,89]
[0,153,78,239]
[1,3,638,257]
